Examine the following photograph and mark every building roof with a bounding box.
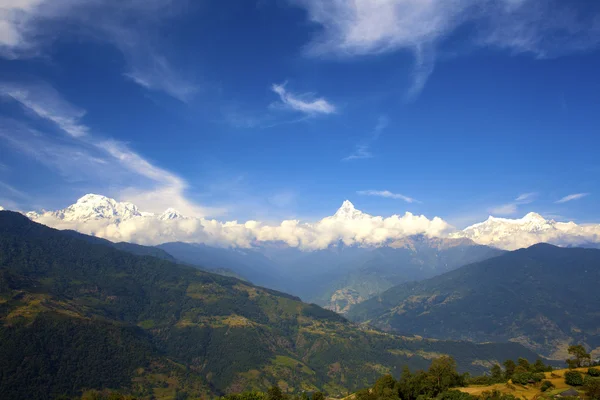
[558,388,579,397]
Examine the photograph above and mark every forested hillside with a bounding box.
[348,244,600,360]
[0,211,543,399]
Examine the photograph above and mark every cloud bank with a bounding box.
[25,195,452,250]
[19,194,600,252]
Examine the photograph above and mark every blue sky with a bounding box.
[1,0,600,227]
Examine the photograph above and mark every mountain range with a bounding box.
[21,194,600,251]
[347,243,600,360]
[0,210,544,399]
[17,194,600,311]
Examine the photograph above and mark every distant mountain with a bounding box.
[315,236,503,313]
[24,194,600,251]
[158,237,502,312]
[0,210,545,399]
[348,244,600,360]
[156,241,280,284]
[451,213,600,250]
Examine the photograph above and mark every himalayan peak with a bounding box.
[14,194,600,250]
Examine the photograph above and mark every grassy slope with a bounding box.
[459,368,590,399]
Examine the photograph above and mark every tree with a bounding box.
[503,360,516,380]
[565,371,584,386]
[567,345,591,368]
[533,359,551,372]
[312,392,325,400]
[429,356,463,394]
[491,365,504,382]
[373,374,398,399]
[267,386,284,400]
[517,358,531,371]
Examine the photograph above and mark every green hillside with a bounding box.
[348,244,600,360]
[0,211,545,399]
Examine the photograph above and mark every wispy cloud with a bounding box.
[0,81,221,217]
[515,192,537,203]
[490,192,538,216]
[293,0,600,97]
[556,193,589,204]
[271,82,336,115]
[490,203,518,216]
[343,115,388,161]
[343,144,373,161]
[357,190,418,204]
[0,82,89,137]
[0,0,196,102]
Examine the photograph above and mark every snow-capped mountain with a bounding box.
[332,200,370,220]
[29,194,185,224]
[451,212,600,250]
[158,208,187,221]
[15,193,600,250]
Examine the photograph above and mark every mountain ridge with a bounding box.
[347,243,600,360]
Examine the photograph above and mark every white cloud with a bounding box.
[357,190,417,204]
[342,144,372,161]
[26,196,452,249]
[489,203,518,216]
[293,0,600,97]
[556,193,590,204]
[515,192,537,203]
[343,115,388,161]
[19,193,600,251]
[0,82,89,137]
[489,192,538,216]
[0,81,220,217]
[0,0,196,101]
[271,82,336,115]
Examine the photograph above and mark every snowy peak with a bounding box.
[333,200,368,220]
[26,194,192,224]
[159,208,186,221]
[450,211,600,250]
[521,212,546,223]
[57,193,143,222]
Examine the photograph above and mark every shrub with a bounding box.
[540,381,555,392]
[589,368,600,377]
[436,390,475,400]
[584,377,600,400]
[531,373,545,383]
[565,371,584,386]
